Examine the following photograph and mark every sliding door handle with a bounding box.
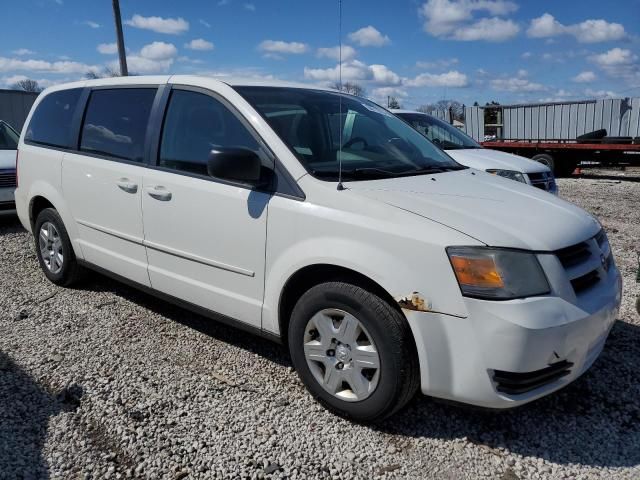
[145,186,172,201]
[116,178,138,193]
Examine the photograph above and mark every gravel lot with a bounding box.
[1,177,639,480]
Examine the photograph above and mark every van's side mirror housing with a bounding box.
[207,148,271,188]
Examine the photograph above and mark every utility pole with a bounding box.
[112,0,128,76]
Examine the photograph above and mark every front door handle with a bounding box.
[116,178,138,194]
[145,185,172,201]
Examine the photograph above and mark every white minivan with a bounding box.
[15,76,622,421]
[394,110,558,194]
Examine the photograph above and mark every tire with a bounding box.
[288,281,419,422]
[532,153,554,171]
[34,208,85,287]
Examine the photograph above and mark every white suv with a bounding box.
[15,76,622,421]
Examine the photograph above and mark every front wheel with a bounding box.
[288,282,419,421]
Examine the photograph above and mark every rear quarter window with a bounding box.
[25,88,82,148]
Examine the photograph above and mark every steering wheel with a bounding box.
[343,136,368,149]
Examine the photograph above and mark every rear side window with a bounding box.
[25,88,82,148]
[159,89,260,176]
[80,88,156,162]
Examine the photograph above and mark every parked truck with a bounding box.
[463,99,640,176]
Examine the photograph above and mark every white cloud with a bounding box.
[244,3,256,11]
[419,0,519,42]
[139,41,178,60]
[108,41,180,74]
[83,20,100,28]
[527,13,626,43]
[416,58,459,69]
[405,70,469,87]
[590,47,637,67]
[12,49,35,56]
[195,67,276,81]
[371,87,408,99]
[452,17,519,41]
[185,39,215,51]
[1,75,58,89]
[177,56,204,64]
[258,40,309,55]
[584,88,619,99]
[491,74,546,93]
[316,46,357,62]
[112,56,173,74]
[521,51,532,59]
[527,13,564,38]
[370,87,408,105]
[97,43,118,55]
[348,26,391,47]
[0,57,98,74]
[589,48,639,87]
[538,89,574,102]
[570,19,625,43]
[199,19,211,28]
[370,64,402,85]
[304,60,402,85]
[572,71,596,83]
[304,60,370,82]
[124,14,189,34]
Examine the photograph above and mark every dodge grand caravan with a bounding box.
[15,76,622,421]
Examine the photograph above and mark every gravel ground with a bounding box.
[1,177,639,480]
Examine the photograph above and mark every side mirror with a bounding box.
[207,148,271,188]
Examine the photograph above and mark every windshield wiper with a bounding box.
[352,165,467,177]
[310,165,466,180]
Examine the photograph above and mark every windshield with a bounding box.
[0,121,19,150]
[235,87,464,181]
[396,113,480,150]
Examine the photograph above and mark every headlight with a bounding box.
[447,247,550,300]
[486,169,527,183]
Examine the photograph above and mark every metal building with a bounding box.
[464,97,640,142]
[0,89,40,132]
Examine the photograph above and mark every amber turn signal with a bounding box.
[450,255,504,288]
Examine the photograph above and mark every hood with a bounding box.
[446,147,549,174]
[346,169,598,251]
[0,149,16,171]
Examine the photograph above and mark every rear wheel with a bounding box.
[34,208,85,287]
[288,282,419,421]
[532,153,554,170]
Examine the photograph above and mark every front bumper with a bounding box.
[406,263,622,408]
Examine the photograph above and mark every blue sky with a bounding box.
[2,0,639,108]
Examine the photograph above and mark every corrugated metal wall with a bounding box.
[464,106,484,141]
[0,89,40,132]
[503,98,640,140]
[430,109,451,123]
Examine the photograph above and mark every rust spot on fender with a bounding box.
[397,292,430,312]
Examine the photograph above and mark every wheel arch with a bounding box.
[29,195,56,229]
[277,263,404,347]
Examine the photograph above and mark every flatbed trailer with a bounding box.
[480,139,640,176]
